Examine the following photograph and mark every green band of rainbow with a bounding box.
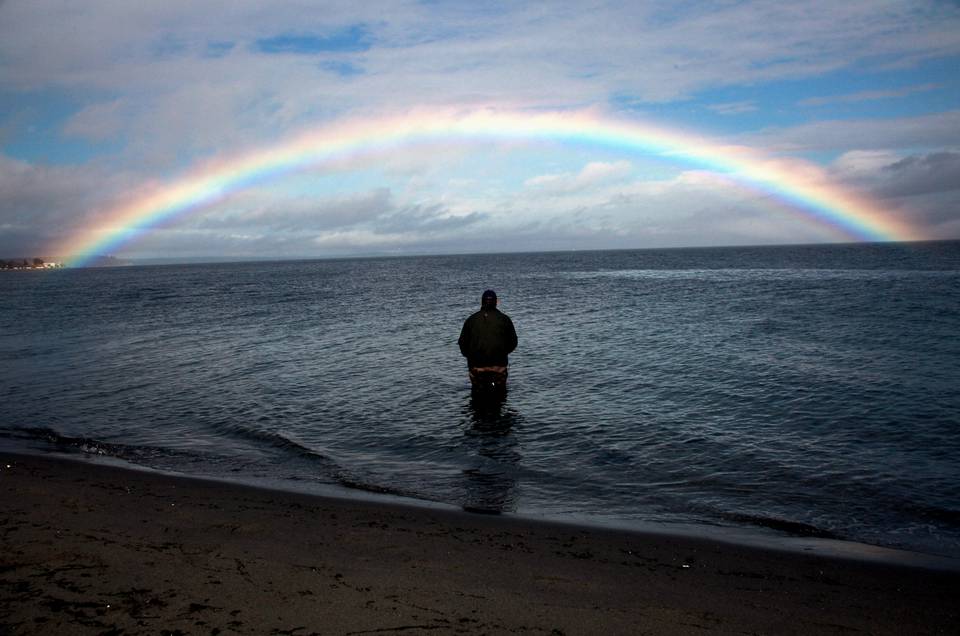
[54,109,922,266]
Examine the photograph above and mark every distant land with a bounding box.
[0,255,131,269]
[1,257,63,270]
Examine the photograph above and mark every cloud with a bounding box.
[510,167,851,249]
[63,100,129,141]
[800,83,940,107]
[204,41,235,58]
[748,110,960,153]
[879,152,960,198]
[706,101,758,115]
[741,112,960,239]
[4,2,959,111]
[255,25,373,54]
[189,188,392,232]
[128,185,490,258]
[832,149,960,197]
[373,204,487,235]
[77,164,845,259]
[0,153,136,256]
[2,3,957,175]
[828,149,960,235]
[1,1,959,257]
[525,161,633,193]
[831,150,905,178]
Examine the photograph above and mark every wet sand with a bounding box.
[1,453,957,635]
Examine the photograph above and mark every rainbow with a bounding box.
[54,109,922,265]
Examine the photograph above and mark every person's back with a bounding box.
[458,289,517,392]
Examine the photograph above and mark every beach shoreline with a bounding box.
[2,452,958,635]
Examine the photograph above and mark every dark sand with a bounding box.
[2,454,957,635]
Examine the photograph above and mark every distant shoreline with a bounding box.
[0,257,62,270]
[19,238,958,270]
[0,255,132,269]
[4,239,957,270]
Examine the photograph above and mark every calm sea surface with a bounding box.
[2,242,959,558]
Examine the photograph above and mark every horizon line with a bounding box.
[56,237,956,268]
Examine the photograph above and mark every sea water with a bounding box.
[2,241,958,558]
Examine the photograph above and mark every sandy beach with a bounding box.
[1,453,957,635]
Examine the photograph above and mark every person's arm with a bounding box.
[458,319,471,358]
[505,316,517,355]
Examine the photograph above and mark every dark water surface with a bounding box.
[2,242,959,557]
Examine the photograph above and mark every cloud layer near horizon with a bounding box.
[2,1,959,259]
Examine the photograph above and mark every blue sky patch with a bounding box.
[256,24,373,54]
[205,41,236,58]
[613,55,960,140]
[320,60,364,77]
[149,33,188,59]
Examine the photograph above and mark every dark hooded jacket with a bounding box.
[458,306,518,367]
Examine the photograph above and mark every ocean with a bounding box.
[2,241,959,559]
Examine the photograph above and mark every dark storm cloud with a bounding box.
[831,149,960,235]
[0,227,48,258]
[878,152,960,198]
[0,155,127,257]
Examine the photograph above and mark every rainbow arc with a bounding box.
[53,109,922,266]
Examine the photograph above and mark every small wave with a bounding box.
[2,424,431,506]
[898,502,960,527]
[1,425,183,464]
[721,512,840,539]
[562,268,947,282]
[205,421,336,465]
[203,422,432,501]
[330,471,432,502]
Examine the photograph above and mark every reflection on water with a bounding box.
[458,392,522,514]
[466,387,511,429]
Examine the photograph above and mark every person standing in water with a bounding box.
[458,289,518,392]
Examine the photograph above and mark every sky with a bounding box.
[1,0,959,261]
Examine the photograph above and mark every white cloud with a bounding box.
[525,161,633,193]
[62,100,130,141]
[706,101,758,116]
[746,110,960,153]
[800,83,940,107]
[3,3,958,169]
[832,150,906,178]
[511,166,851,248]
[186,188,392,232]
